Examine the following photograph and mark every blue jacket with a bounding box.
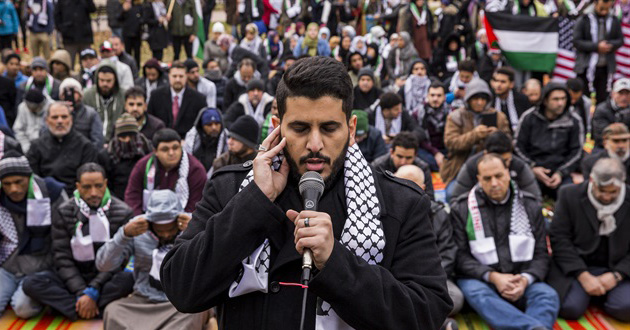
[27,0,55,34]
[3,71,28,88]
[0,0,19,36]
[293,38,331,57]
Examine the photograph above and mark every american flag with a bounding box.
[614,22,630,80]
[552,17,577,83]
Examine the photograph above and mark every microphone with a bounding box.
[298,171,325,285]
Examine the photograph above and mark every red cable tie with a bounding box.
[279,282,308,289]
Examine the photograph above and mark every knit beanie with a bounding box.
[246,79,265,92]
[24,89,45,104]
[31,57,47,70]
[352,110,369,136]
[229,116,260,149]
[59,78,84,98]
[201,108,222,125]
[115,113,139,136]
[0,153,33,179]
[357,67,375,82]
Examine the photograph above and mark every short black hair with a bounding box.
[428,80,447,94]
[238,58,256,69]
[391,132,419,152]
[3,53,19,64]
[76,162,106,182]
[484,131,513,154]
[152,128,181,148]
[566,78,584,92]
[380,92,403,110]
[169,61,186,72]
[124,86,146,102]
[276,56,354,120]
[494,67,515,82]
[458,60,476,73]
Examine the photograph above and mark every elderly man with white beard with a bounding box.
[582,123,630,185]
[549,158,630,322]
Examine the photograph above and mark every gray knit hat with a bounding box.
[145,190,183,224]
[0,154,33,179]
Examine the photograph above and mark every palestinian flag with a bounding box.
[484,12,559,72]
[191,0,206,60]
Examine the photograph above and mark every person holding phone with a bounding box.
[441,78,511,197]
[514,83,584,199]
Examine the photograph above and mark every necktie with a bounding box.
[172,95,180,126]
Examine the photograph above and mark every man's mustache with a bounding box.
[299,152,331,165]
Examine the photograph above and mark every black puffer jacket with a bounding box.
[591,99,630,147]
[51,196,133,294]
[514,83,584,178]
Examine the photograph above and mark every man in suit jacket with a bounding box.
[549,157,630,322]
[147,61,207,138]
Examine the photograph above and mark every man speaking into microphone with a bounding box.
[160,56,452,329]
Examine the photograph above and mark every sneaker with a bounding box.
[23,47,29,54]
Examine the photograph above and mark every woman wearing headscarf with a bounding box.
[332,35,352,62]
[293,22,331,57]
[240,23,267,60]
[318,26,331,42]
[386,31,419,79]
[399,59,431,118]
[265,30,283,68]
[432,32,467,81]
[366,43,387,82]
[350,36,368,56]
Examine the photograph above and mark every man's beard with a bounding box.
[610,148,630,162]
[284,136,349,190]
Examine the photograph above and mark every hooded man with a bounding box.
[83,62,127,142]
[515,82,584,199]
[96,190,210,328]
[134,58,168,104]
[0,153,66,319]
[99,41,134,90]
[13,88,50,152]
[582,122,630,184]
[22,163,135,321]
[98,113,153,200]
[210,115,259,175]
[184,59,217,108]
[441,78,511,187]
[56,78,104,149]
[49,49,73,82]
[183,108,228,172]
[20,57,61,102]
[224,79,274,129]
[352,67,382,111]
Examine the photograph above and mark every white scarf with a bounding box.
[240,93,269,126]
[71,189,112,262]
[228,143,385,330]
[374,106,402,137]
[495,90,519,131]
[587,13,613,94]
[448,70,480,94]
[25,74,54,98]
[404,75,431,118]
[27,0,48,27]
[587,181,626,236]
[410,2,427,26]
[466,182,535,265]
[241,36,263,56]
[143,153,190,211]
[0,175,51,265]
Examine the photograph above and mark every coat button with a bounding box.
[243,160,253,168]
[269,281,280,293]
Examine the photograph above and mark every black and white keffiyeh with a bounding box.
[229,143,385,329]
[495,90,518,131]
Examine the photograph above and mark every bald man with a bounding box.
[395,165,464,321]
[522,79,542,105]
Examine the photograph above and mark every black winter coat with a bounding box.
[371,153,435,199]
[121,4,143,38]
[27,130,98,194]
[52,197,133,294]
[54,0,96,44]
[161,164,453,330]
[142,3,169,50]
[451,187,550,282]
[581,149,630,185]
[548,182,630,300]
[592,99,630,147]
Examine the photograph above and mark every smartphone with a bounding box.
[480,113,497,127]
[64,88,76,109]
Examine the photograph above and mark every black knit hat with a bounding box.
[229,116,259,149]
[246,79,265,92]
[24,88,45,104]
[0,152,32,179]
